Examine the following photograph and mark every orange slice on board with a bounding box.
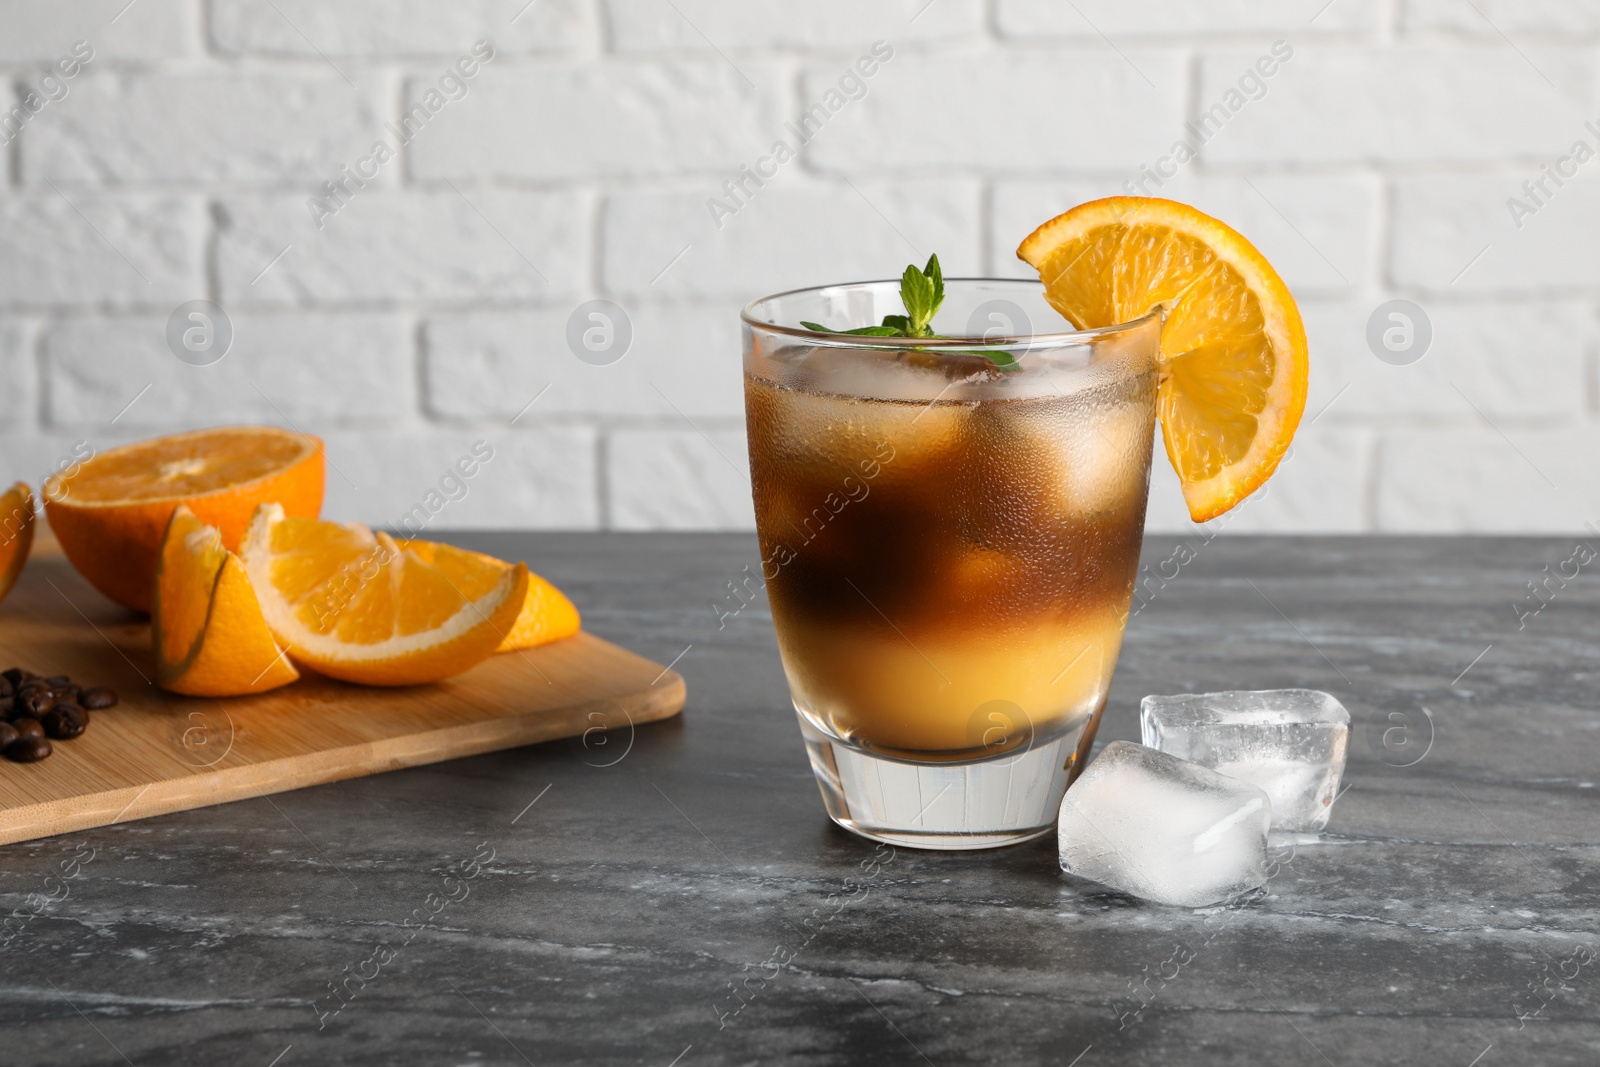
[240,504,528,686]
[42,426,325,613]
[0,482,35,607]
[399,539,581,652]
[153,505,299,697]
[1017,197,1309,522]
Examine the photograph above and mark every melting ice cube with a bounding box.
[1140,689,1350,833]
[1058,741,1271,907]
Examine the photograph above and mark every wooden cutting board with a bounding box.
[0,536,686,845]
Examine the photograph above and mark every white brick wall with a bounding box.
[44,312,414,425]
[209,0,592,56]
[602,182,982,296]
[1,2,1597,533]
[409,63,787,181]
[0,0,195,62]
[27,72,387,183]
[214,191,590,303]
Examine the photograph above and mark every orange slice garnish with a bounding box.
[1018,197,1309,522]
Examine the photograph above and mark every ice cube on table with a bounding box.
[1140,689,1349,833]
[1058,741,1271,907]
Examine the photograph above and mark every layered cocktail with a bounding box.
[743,275,1162,848]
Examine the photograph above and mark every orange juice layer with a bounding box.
[779,608,1127,754]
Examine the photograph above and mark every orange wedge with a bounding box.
[240,504,528,686]
[0,482,35,607]
[153,506,299,697]
[497,575,582,651]
[1017,197,1308,522]
[399,539,581,652]
[43,426,325,613]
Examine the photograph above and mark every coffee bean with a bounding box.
[13,718,43,741]
[0,667,29,687]
[4,735,51,762]
[43,704,87,740]
[54,683,80,702]
[0,722,17,749]
[16,689,54,718]
[44,674,70,687]
[0,677,10,700]
[79,687,118,710]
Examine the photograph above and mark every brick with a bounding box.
[211,0,591,56]
[1145,427,1372,534]
[998,0,1381,37]
[1391,173,1600,292]
[44,312,411,428]
[605,0,982,50]
[25,72,384,183]
[216,191,588,305]
[0,0,192,63]
[1402,0,1600,36]
[0,194,201,309]
[0,321,35,429]
[803,53,1184,172]
[1298,300,1589,420]
[1375,427,1600,531]
[602,181,979,298]
[608,428,754,530]
[318,428,599,530]
[1197,46,1592,165]
[991,176,1372,295]
[426,303,744,422]
[408,62,785,181]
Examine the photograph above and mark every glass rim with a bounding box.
[740,276,1162,349]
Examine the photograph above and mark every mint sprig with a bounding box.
[899,254,943,336]
[801,254,1018,370]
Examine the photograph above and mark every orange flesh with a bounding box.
[53,430,314,505]
[264,517,516,644]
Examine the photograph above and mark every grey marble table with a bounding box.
[1,533,1596,1066]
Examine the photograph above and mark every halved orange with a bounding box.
[153,506,299,697]
[0,482,34,607]
[43,426,325,613]
[240,504,528,686]
[1017,197,1308,522]
[399,539,581,652]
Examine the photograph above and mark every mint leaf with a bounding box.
[900,261,937,336]
[800,254,1018,371]
[900,254,946,337]
[802,320,903,336]
[945,348,1021,371]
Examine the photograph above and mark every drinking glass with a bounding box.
[743,279,1161,849]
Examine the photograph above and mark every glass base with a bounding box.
[796,707,1096,851]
